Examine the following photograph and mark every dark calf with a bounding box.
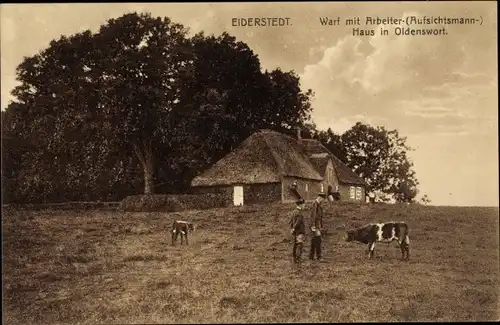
[345,222,410,260]
[171,220,195,246]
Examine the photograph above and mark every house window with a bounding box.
[355,187,362,200]
[320,183,324,193]
[305,183,309,192]
[349,186,355,199]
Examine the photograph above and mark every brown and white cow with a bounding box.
[344,222,410,260]
[171,220,195,246]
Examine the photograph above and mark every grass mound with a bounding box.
[118,194,230,212]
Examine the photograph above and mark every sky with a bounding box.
[1,2,498,207]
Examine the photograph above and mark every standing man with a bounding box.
[289,199,306,263]
[309,192,326,261]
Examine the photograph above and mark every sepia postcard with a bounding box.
[1,1,498,324]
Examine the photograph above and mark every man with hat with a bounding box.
[309,191,326,261]
[289,198,306,263]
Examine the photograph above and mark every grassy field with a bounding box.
[2,202,499,324]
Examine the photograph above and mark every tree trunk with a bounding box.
[133,141,155,195]
[143,162,154,195]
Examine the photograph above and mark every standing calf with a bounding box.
[171,220,194,246]
[344,222,410,260]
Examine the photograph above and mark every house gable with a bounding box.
[325,158,338,186]
[301,139,366,186]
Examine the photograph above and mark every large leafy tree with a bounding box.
[261,68,314,132]
[3,31,115,202]
[3,12,192,199]
[341,122,419,203]
[91,13,193,195]
[177,32,266,159]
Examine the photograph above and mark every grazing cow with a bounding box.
[344,222,410,260]
[171,220,195,246]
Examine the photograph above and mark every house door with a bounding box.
[233,186,244,206]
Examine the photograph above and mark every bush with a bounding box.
[2,202,121,211]
[118,194,230,212]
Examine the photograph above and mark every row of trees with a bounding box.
[1,12,313,203]
[1,12,424,204]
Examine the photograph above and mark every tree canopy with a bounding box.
[314,122,421,203]
[2,12,314,203]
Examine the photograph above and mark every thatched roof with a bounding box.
[191,129,323,187]
[302,139,366,186]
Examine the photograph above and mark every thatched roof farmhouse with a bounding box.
[191,129,366,206]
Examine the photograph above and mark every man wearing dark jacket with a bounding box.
[309,192,326,261]
[289,199,306,263]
